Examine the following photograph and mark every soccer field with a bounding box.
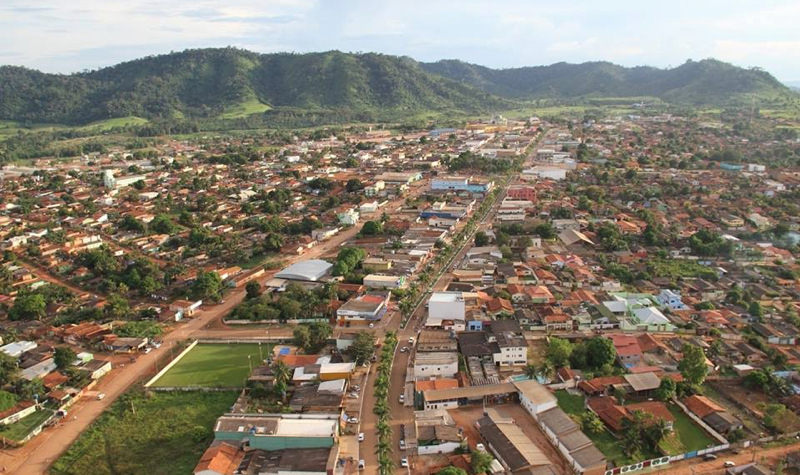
[151,343,270,388]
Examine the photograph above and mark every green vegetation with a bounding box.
[422,58,794,106]
[0,409,53,442]
[113,321,164,339]
[76,116,149,132]
[373,331,398,475]
[229,282,327,322]
[51,390,236,475]
[151,343,268,388]
[220,98,271,119]
[0,48,505,126]
[646,259,719,281]
[666,405,715,451]
[292,322,333,354]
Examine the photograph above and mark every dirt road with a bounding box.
[652,441,800,475]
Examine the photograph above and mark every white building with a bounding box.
[413,352,459,379]
[363,274,406,289]
[514,380,557,417]
[337,208,360,226]
[427,292,465,323]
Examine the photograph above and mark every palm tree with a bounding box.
[524,364,538,379]
[537,360,555,382]
[271,360,291,387]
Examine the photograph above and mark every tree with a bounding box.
[471,449,494,475]
[0,352,20,386]
[245,281,262,299]
[474,231,489,246]
[271,360,291,387]
[0,390,17,412]
[8,293,47,321]
[748,301,764,318]
[678,344,708,385]
[263,232,284,252]
[150,214,178,234]
[191,271,223,301]
[104,294,131,319]
[546,337,573,367]
[54,346,77,370]
[524,364,538,380]
[580,411,605,435]
[584,337,616,370]
[436,467,468,475]
[307,322,332,353]
[345,178,364,192]
[350,331,376,365]
[655,377,676,401]
[361,220,383,236]
[293,325,311,351]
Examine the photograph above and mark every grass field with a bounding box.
[0,409,53,442]
[151,343,269,388]
[51,390,237,475]
[667,405,715,452]
[77,116,149,132]
[220,98,271,119]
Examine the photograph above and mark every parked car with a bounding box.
[96,393,106,400]
[399,439,406,450]
[358,433,365,442]
[400,458,409,468]
[703,454,717,461]
[724,461,736,468]
[408,337,415,344]
[349,417,359,424]
[358,460,365,470]
[399,394,405,403]
[476,443,485,452]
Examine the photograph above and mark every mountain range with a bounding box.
[0,48,794,125]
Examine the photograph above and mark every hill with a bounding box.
[0,49,794,126]
[421,59,793,104]
[0,48,506,125]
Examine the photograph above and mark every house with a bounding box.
[657,289,688,310]
[363,274,406,289]
[336,292,390,325]
[193,442,240,475]
[80,359,112,380]
[212,413,339,450]
[476,409,551,473]
[169,299,202,320]
[337,208,359,225]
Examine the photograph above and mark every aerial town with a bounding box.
[1,108,800,475]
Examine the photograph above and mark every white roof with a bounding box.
[318,379,346,394]
[320,362,355,374]
[276,418,337,437]
[429,292,463,303]
[275,259,333,281]
[0,341,37,358]
[632,307,669,325]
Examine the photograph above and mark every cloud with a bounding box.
[0,0,797,80]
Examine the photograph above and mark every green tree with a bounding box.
[471,449,494,475]
[245,281,262,299]
[474,231,489,246]
[436,467,468,475]
[191,271,223,301]
[150,214,178,234]
[655,377,676,401]
[9,293,47,321]
[0,352,20,386]
[678,344,708,385]
[263,232,284,252]
[0,390,17,411]
[293,326,311,352]
[580,411,605,435]
[748,301,764,318]
[54,346,77,370]
[584,337,616,370]
[271,360,291,388]
[350,331,376,365]
[546,337,573,367]
[104,294,131,319]
[361,220,383,236]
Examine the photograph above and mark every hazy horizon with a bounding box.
[2,0,799,81]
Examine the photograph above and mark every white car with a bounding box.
[399,439,406,450]
[358,460,365,470]
[399,394,405,403]
[400,458,409,468]
[724,461,736,468]
[358,432,365,442]
[476,443,485,452]
[96,393,106,400]
[349,417,359,424]
[408,337,415,344]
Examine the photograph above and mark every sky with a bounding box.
[2,0,799,82]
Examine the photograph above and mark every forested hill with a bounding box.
[0,49,506,124]
[421,58,793,104]
[0,48,794,125]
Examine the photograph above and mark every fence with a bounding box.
[143,339,199,388]
[603,399,730,475]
